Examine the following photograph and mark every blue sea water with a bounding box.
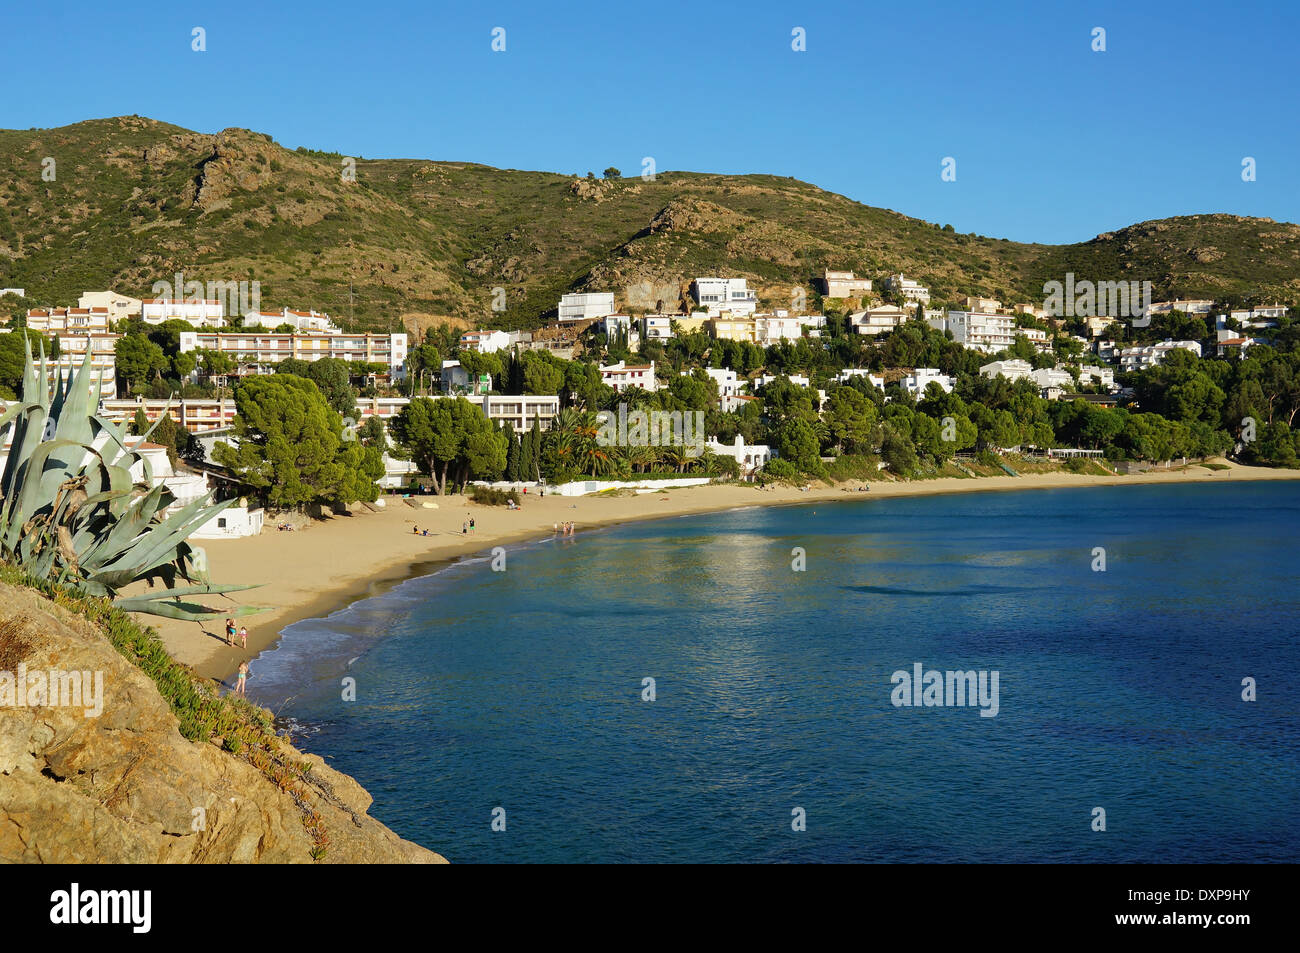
[251,482,1300,863]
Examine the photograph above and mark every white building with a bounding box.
[755,314,803,346]
[692,278,758,317]
[600,360,658,393]
[0,288,25,298]
[1148,299,1215,316]
[884,274,931,305]
[178,330,408,381]
[899,368,953,397]
[458,330,511,354]
[1226,305,1286,328]
[963,296,1003,313]
[1079,365,1116,390]
[141,298,227,327]
[439,360,490,395]
[1029,366,1074,390]
[244,307,340,334]
[558,292,616,323]
[1118,340,1202,372]
[601,315,639,349]
[25,307,112,334]
[849,305,908,336]
[820,270,873,298]
[78,290,142,323]
[706,435,772,478]
[641,314,676,341]
[193,504,265,539]
[703,367,742,398]
[929,311,1017,353]
[836,368,885,390]
[980,358,1033,383]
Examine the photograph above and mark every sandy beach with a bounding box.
[137,460,1300,684]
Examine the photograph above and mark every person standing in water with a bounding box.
[234,661,250,697]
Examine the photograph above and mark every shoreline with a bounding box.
[136,460,1300,685]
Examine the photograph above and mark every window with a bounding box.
[217,518,227,529]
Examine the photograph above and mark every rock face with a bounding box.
[0,583,444,864]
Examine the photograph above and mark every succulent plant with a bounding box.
[0,339,264,621]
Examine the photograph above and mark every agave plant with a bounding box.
[0,339,264,621]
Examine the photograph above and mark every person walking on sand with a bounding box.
[469,516,476,534]
[225,618,235,647]
[234,661,250,697]
[238,625,248,650]
[462,520,468,535]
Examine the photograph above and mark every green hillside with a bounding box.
[2,116,1298,333]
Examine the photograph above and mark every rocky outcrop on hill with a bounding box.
[0,582,443,864]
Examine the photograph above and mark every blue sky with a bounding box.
[3,0,1296,244]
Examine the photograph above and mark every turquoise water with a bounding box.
[251,482,1300,863]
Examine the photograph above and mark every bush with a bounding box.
[763,459,800,482]
[469,485,520,506]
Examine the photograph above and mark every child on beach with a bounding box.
[469,516,475,534]
[238,625,248,649]
[234,661,249,697]
[462,521,468,535]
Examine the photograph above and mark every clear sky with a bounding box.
[3,0,1296,244]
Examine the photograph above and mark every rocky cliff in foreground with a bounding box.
[0,579,444,863]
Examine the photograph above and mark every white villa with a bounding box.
[980,358,1033,383]
[850,305,909,336]
[692,278,758,317]
[558,292,616,323]
[706,435,772,478]
[1118,340,1202,371]
[600,360,658,393]
[884,274,930,305]
[899,368,954,396]
[820,270,873,298]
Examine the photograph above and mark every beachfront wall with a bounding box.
[550,477,712,497]
[192,505,264,539]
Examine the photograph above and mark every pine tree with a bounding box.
[504,421,519,481]
[529,416,543,481]
[132,408,149,436]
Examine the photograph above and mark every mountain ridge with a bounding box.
[2,116,1298,332]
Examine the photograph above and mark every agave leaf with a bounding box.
[113,598,272,623]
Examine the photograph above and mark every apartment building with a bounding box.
[178,330,408,380]
[558,292,616,323]
[244,307,341,334]
[980,359,1033,383]
[963,296,1003,313]
[928,311,1017,353]
[25,307,112,334]
[141,298,227,327]
[100,397,238,433]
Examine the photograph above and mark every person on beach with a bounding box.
[413,525,419,534]
[225,618,235,646]
[553,522,558,535]
[423,529,428,536]
[469,516,476,534]
[234,661,249,697]
[238,625,248,649]
[462,521,468,535]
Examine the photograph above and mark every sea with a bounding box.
[247,481,1300,863]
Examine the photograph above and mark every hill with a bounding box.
[2,116,1298,333]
